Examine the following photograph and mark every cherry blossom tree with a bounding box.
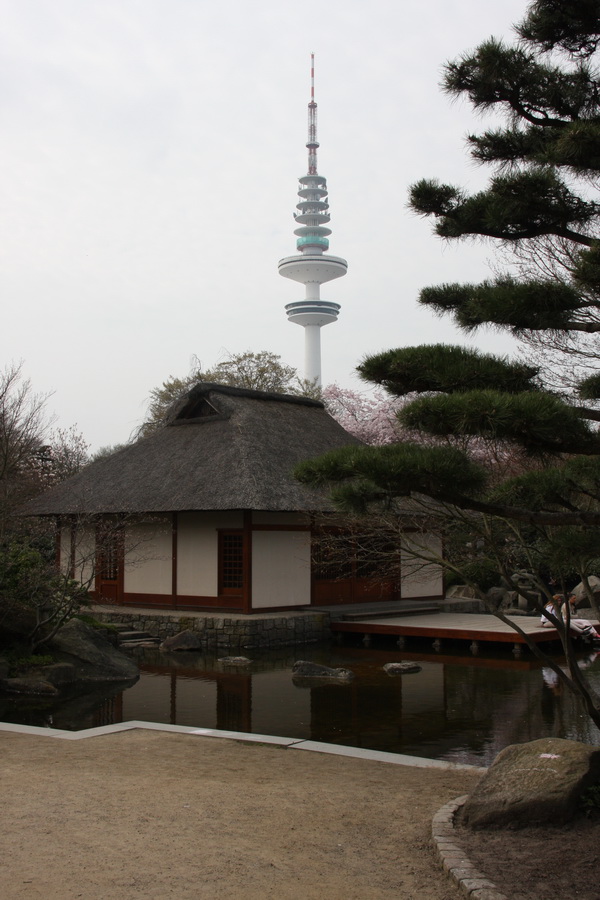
[322,384,404,445]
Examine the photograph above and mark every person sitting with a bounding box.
[541,595,600,642]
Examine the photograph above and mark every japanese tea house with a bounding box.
[24,384,443,612]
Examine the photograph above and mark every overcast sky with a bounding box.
[1,0,530,451]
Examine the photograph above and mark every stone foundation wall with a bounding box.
[92,610,331,651]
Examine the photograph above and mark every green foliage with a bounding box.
[573,244,600,294]
[297,1,600,673]
[444,36,597,124]
[491,457,600,511]
[419,279,584,333]
[517,0,600,56]
[0,540,90,651]
[8,653,54,677]
[400,390,596,454]
[413,169,596,243]
[577,372,600,399]
[201,350,300,394]
[295,442,488,511]
[459,558,501,593]
[358,345,538,396]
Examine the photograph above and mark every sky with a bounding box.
[1,0,531,451]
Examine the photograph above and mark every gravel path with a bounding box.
[0,729,480,900]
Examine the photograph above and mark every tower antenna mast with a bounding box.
[278,54,348,387]
[307,52,318,175]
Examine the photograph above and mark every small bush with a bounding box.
[460,558,500,592]
[8,653,55,676]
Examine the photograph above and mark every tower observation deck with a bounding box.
[278,54,347,386]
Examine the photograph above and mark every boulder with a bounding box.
[41,662,77,686]
[291,660,354,681]
[571,577,600,608]
[160,630,203,652]
[446,585,480,599]
[218,656,252,665]
[49,619,139,682]
[383,662,422,675]
[485,586,508,609]
[460,737,600,828]
[1,677,58,696]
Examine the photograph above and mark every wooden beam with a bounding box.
[242,510,252,613]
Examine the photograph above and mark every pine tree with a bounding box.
[296,0,600,727]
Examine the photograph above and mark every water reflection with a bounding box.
[2,641,600,766]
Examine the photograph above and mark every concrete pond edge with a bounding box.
[0,718,484,769]
[432,795,509,900]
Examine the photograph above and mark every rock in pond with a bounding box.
[1,677,59,696]
[291,660,355,681]
[460,737,600,828]
[160,630,203,651]
[218,656,252,665]
[383,662,422,675]
[49,619,139,683]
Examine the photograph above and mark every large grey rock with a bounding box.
[484,586,508,609]
[1,677,59,695]
[41,662,77,686]
[49,619,139,682]
[160,630,203,651]
[446,585,480,600]
[461,738,600,828]
[292,660,354,681]
[571,577,600,608]
[383,662,422,675]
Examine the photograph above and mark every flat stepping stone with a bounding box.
[117,631,160,643]
[218,656,252,665]
[383,662,422,675]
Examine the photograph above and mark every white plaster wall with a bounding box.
[176,512,225,597]
[401,533,444,598]
[252,530,311,609]
[124,517,173,595]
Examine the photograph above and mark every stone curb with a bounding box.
[432,796,509,900]
[0,720,481,770]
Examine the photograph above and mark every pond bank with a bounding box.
[89,598,485,651]
[91,605,332,650]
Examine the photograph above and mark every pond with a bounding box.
[2,637,600,767]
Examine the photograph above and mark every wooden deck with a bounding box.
[331,612,567,648]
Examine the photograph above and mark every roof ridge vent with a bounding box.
[171,395,224,426]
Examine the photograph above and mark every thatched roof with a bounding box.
[23,384,361,516]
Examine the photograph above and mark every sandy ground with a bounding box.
[0,729,481,900]
[458,817,600,900]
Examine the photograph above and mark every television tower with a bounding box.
[278,54,347,386]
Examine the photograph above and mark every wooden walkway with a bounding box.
[331,612,568,649]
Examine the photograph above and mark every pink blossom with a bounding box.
[322,383,404,445]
